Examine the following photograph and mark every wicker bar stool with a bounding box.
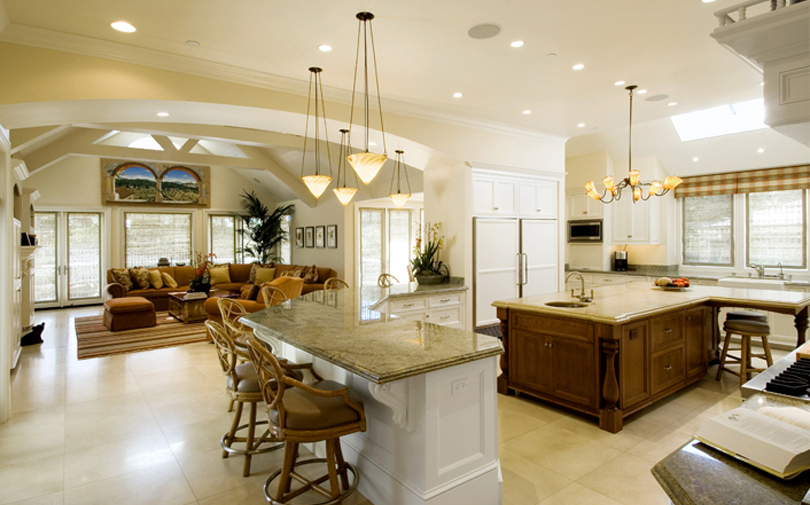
[246,336,366,505]
[323,278,349,291]
[218,297,253,359]
[205,320,283,476]
[377,274,399,287]
[716,313,773,388]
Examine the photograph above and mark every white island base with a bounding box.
[256,328,502,505]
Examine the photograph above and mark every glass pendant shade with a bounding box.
[333,186,358,206]
[663,176,683,190]
[602,176,616,194]
[389,192,411,209]
[628,171,641,186]
[302,175,332,198]
[348,152,387,184]
[388,149,412,209]
[632,187,642,202]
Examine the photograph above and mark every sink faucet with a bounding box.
[778,262,784,280]
[750,263,765,278]
[565,272,593,303]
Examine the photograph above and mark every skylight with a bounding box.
[670,98,767,142]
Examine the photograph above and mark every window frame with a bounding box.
[123,209,194,269]
[745,190,807,269]
[680,194,735,267]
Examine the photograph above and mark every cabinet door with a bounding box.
[519,181,556,219]
[510,329,553,394]
[473,178,495,215]
[551,335,597,408]
[494,180,517,215]
[521,219,558,297]
[473,177,516,216]
[611,196,635,243]
[684,306,708,379]
[568,192,603,220]
[651,312,684,353]
[474,218,520,326]
[621,321,650,409]
[651,347,685,395]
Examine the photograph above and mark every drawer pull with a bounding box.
[582,211,587,214]
[440,315,450,320]
[663,328,672,333]
[493,207,499,210]
[663,364,672,371]
[440,298,451,303]
[403,303,414,308]
[545,342,553,348]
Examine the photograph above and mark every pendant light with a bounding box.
[333,128,359,206]
[300,66,333,198]
[584,85,682,203]
[347,11,388,185]
[389,150,411,208]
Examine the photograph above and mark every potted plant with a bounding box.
[189,252,216,293]
[237,191,295,263]
[411,222,449,285]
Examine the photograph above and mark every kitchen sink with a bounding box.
[545,301,589,308]
[718,277,786,291]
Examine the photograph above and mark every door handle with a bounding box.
[523,253,529,286]
[516,253,522,287]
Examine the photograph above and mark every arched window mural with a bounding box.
[161,168,200,204]
[114,164,158,202]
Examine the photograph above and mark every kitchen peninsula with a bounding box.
[242,285,502,505]
[493,282,810,433]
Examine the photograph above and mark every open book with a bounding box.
[695,405,810,479]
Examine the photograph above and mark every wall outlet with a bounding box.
[451,378,469,396]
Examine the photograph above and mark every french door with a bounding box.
[358,208,414,287]
[34,211,105,308]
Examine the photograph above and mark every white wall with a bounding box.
[283,196,347,279]
[0,124,11,423]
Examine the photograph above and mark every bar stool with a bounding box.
[246,336,366,505]
[323,278,349,291]
[218,297,253,359]
[205,320,283,476]
[716,312,774,387]
[377,273,399,287]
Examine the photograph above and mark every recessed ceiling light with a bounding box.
[545,53,557,59]
[759,81,765,86]
[318,44,332,52]
[453,92,463,98]
[111,21,136,33]
[572,63,585,70]
[668,102,678,106]
[186,40,200,47]
[702,0,716,3]
[692,157,699,162]
[468,24,501,40]
[369,141,377,146]
[758,148,765,153]
[637,89,648,95]
[646,94,669,102]
[523,110,532,115]
[510,40,524,48]
[157,112,169,117]
[577,123,586,128]
[614,80,626,86]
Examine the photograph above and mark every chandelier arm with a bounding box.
[301,71,314,177]
[368,21,387,155]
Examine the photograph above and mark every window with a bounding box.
[359,208,415,286]
[210,215,238,263]
[279,215,291,264]
[682,195,733,266]
[747,190,806,268]
[125,212,191,268]
[670,98,767,142]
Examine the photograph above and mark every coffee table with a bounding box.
[168,290,238,324]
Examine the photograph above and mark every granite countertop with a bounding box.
[374,278,468,300]
[493,281,810,324]
[241,287,501,384]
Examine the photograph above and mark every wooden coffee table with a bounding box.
[168,290,239,324]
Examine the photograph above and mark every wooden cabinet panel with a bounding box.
[685,306,708,379]
[512,312,593,342]
[552,335,597,408]
[510,329,553,394]
[651,312,683,353]
[621,321,649,409]
[651,347,685,395]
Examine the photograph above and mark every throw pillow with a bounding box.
[148,269,164,289]
[111,268,134,292]
[254,267,276,285]
[246,284,262,301]
[162,272,179,289]
[129,267,151,290]
[208,266,231,285]
[249,262,275,284]
[302,265,319,283]
[289,267,306,279]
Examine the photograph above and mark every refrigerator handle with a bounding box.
[516,253,522,287]
[523,253,528,285]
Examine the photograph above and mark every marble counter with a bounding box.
[241,287,500,384]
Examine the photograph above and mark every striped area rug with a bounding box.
[75,312,209,360]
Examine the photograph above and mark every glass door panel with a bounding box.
[388,209,412,283]
[360,209,384,287]
[67,213,101,300]
[34,212,58,304]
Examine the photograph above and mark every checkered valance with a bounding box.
[674,165,810,198]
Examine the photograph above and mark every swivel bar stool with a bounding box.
[247,336,366,505]
[716,310,773,388]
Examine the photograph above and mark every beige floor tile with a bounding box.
[176,447,287,500]
[666,385,723,410]
[149,389,232,430]
[0,422,65,467]
[63,461,196,505]
[538,483,623,505]
[623,399,689,429]
[63,392,162,452]
[4,491,64,505]
[65,354,130,376]
[65,370,141,404]
[498,407,553,444]
[162,412,246,459]
[501,424,621,480]
[500,448,571,505]
[625,428,693,464]
[0,454,65,505]
[0,405,65,438]
[579,453,670,505]
[126,348,194,375]
[63,432,175,489]
[498,394,567,423]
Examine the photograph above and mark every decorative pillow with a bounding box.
[208,266,231,285]
[162,272,179,289]
[148,269,164,289]
[289,267,306,279]
[254,267,276,285]
[246,284,262,301]
[129,267,151,290]
[111,268,134,292]
[249,262,275,284]
[302,265,319,283]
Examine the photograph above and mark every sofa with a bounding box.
[203,276,305,327]
[106,263,337,311]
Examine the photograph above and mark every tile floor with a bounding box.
[1,306,786,505]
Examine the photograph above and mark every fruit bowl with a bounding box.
[653,276,690,289]
[652,285,690,292]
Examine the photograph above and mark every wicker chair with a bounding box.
[377,274,399,287]
[323,278,349,291]
[261,285,289,307]
[218,297,253,359]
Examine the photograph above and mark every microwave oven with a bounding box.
[568,220,603,243]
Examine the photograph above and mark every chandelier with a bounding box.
[346,12,388,185]
[300,66,333,198]
[585,85,682,203]
[389,150,411,208]
[333,128,359,206]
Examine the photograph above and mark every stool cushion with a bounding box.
[227,362,262,393]
[727,310,768,323]
[270,380,364,431]
[724,320,771,334]
[104,297,155,314]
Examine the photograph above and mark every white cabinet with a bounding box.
[472,173,559,219]
[11,219,22,370]
[378,290,466,330]
[472,177,517,216]
[567,191,603,220]
[519,181,557,219]
[611,195,660,244]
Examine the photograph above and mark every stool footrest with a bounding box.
[264,458,359,505]
[221,421,283,457]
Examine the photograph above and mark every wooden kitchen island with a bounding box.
[494,282,810,433]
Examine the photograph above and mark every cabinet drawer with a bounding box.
[512,312,593,342]
[595,275,627,285]
[651,347,685,395]
[429,292,463,308]
[389,297,427,313]
[429,306,462,326]
[651,312,683,353]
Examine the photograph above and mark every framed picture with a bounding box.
[315,225,325,248]
[295,228,304,248]
[305,227,315,248]
[326,224,338,248]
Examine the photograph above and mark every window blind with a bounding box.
[674,165,810,198]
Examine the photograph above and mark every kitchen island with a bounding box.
[493,282,810,433]
[242,286,502,505]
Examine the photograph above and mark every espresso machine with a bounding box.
[614,250,628,271]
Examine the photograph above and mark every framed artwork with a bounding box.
[295,228,304,248]
[305,227,315,248]
[315,225,325,248]
[101,159,210,207]
[326,225,338,248]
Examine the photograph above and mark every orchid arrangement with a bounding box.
[411,222,448,278]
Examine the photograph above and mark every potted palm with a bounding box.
[237,191,295,263]
[411,222,449,285]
